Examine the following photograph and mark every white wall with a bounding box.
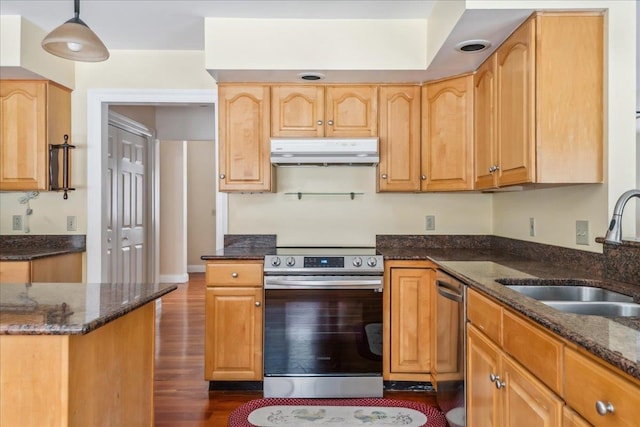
[187,140,216,270]
[229,167,493,246]
[159,141,187,283]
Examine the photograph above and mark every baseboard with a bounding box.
[159,273,189,283]
[187,264,206,273]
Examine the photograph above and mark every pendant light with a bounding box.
[41,0,109,62]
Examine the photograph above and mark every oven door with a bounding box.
[263,275,383,397]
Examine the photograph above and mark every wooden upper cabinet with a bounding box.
[0,80,71,191]
[271,86,324,137]
[496,17,535,188]
[421,74,474,191]
[474,55,498,190]
[534,12,603,183]
[476,12,604,190]
[271,85,377,137]
[218,85,272,192]
[325,86,378,137]
[378,85,421,192]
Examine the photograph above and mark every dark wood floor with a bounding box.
[153,273,438,426]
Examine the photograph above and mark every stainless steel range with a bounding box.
[263,247,384,398]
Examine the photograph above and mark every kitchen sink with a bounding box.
[543,301,640,317]
[495,278,639,317]
[502,285,633,303]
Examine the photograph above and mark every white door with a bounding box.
[106,113,152,284]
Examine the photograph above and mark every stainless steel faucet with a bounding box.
[604,189,640,244]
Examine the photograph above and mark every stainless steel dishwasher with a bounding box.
[435,270,466,427]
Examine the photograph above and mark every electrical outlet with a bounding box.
[67,215,77,231]
[576,220,589,245]
[12,215,23,231]
[425,215,435,231]
[529,217,536,237]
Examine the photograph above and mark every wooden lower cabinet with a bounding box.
[467,324,563,427]
[383,260,434,381]
[562,406,591,427]
[204,261,263,381]
[0,252,83,283]
[467,288,640,427]
[564,347,640,427]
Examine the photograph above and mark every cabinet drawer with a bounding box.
[467,289,502,344]
[0,261,30,283]
[206,262,263,286]
[564,347,640,427]
[502,310,563,395]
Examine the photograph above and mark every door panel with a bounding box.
[107,121,148,285]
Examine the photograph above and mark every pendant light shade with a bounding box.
[41,0,109,62]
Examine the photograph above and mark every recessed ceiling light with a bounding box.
[455,40,491,53]
[298,72,325,81]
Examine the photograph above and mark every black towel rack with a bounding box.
[49,134,76,200]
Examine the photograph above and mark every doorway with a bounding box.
[86,89,223,283]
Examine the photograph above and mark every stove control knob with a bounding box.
[285,257,296,267]
[367,257,378,267]
[352,257,363,267]
[270,257,281,267]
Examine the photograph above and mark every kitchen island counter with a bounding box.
[0,281,177,427]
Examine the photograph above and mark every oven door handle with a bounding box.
[264,278,383,290]
[436,280,463,303]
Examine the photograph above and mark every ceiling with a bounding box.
[0,1,636,92]
[0,0,439,51]
[0,0,536,82]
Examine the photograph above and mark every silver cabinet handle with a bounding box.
[495,379,506,390]
[255,301,261,307]
[488,166,495,173]
[381,174,388,179]
[595,401,614,416]
[219,173,225,179]
[421,175,426,180]
[231,272,238,278]
[327,120,334,125]
[489,373,498,382]
[317,120,323,125]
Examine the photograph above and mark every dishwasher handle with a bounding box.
[437,280,463,303]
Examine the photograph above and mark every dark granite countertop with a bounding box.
[0,234,86,261]
[0,247,86,261]
[0,282,176,335]
[201,246,274,260]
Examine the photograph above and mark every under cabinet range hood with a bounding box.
[270,137,379,166]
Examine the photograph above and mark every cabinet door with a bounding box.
[325,86,378,137]
[389,267,432,374]
[0,81,47,190]
[501,355,563,427]
[378,86,421,192]
[467,325,501,427]
[0,261,30,283]
[218,85,272,192]
[496,17,535,187]
[474,56,498,190]
[205,286,263,380]
[421,74,474,191]
[535,13,603,183]
[562,407,591,427]
[271,86,324,137]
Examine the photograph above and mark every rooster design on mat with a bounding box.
[354,409,388,423]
